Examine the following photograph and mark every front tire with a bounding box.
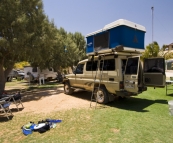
[64,82,74,95]
[94,86,109,104]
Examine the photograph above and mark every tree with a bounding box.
[141,41,160,61]
[0,0,86,94]
[164,52,173,60]
[0,0,46,94]
[14,61,30,69]
[38,28,87,73]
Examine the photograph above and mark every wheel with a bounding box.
[7,77,12,82]
[64,82,74,95]
[94,86,109,104]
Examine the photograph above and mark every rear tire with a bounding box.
[64,82,74,95]
[94,86,109,104]
[7,77,12,82]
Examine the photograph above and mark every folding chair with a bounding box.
[2,92,24,111]
[10,93,24,111]
[0,97,13,120]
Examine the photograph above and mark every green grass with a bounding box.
[1,83,173,143]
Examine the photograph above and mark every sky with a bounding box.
[42,0,173,48]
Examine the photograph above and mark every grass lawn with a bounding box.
[1,81,173,143]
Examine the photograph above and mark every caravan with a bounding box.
[24,66,57,82]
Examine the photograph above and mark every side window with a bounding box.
[32,67,37,72]
[76,64,84,74]
[86,61,98,71]
[100,59,115,71]
[166,61,173,70]
[125,57,139,74]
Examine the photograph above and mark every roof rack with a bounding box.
[86,45,143,57]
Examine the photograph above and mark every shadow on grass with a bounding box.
[166,93,173,96]
[70,90,168,112]
[10,107,24,113]
[107,98,167,112]
[5,81,64,103]
[0,115,14,122]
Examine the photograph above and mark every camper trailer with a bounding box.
[24,66,57,82]
[63,19,166,104]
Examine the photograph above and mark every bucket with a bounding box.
[168,100,173,115]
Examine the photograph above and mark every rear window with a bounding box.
[144,58,164,73]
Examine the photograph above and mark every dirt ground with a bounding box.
[5,83,92,114]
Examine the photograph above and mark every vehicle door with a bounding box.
[83,60,98,90]
[143,58,165,87]
[73,63,85,88]
[124,56,140,93]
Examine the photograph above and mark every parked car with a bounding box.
[7,70,15,82]
[15,70,25,79]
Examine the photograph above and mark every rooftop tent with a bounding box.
[86,19,146,55]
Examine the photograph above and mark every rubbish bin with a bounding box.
[168,100,173,115]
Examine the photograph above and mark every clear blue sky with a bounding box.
[43,0,173,48]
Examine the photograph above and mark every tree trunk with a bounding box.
[0,64,6,95]
[56,66,63,82]
[0,61,14,96]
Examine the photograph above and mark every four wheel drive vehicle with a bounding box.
[63,52,165,104]
[63,19,166,104]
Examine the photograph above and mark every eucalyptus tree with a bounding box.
[0,0,46,94]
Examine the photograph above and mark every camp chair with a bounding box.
[2,92,24,111]
[0,97,13,120]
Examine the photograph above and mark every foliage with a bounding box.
[14,61,30,69]
[161,44,168,51]
[0,0,86,92]
[141,41,160,61]
[164,52,173,60]
[0,0,47,93]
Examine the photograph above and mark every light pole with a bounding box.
[151,6,154,48]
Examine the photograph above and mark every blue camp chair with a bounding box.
[0,97,13,120]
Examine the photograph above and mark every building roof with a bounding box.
[169,43,173,46]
